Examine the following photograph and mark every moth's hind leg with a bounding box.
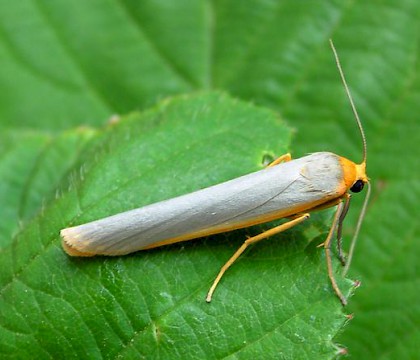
[206,213,309,302]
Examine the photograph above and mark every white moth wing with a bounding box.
[62,152,344,255]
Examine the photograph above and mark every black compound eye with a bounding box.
[350,180,365,193]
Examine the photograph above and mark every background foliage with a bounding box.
[0,1,418,359]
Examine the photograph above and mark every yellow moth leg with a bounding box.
[336,193,351,266]
[266,153,292,167]
[323,199,348,306]
[206,213,310,302]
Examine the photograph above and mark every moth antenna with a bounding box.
[330,39,371,276]
[329,39,367,164]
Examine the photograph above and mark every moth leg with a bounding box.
[324,199,348,306]
[336,193,351,266]
[266,153,292,167]
[206,213,309,302]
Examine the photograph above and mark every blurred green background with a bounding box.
[0,1,418,359]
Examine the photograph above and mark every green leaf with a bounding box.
[0,93,350,359]
[0,129,95,249]
[1,1,419,359]
[337,180,419,360]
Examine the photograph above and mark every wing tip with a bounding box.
[60,227,96,257]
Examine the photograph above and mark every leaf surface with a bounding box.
[0,1,419,359]
[0,93,350,359]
